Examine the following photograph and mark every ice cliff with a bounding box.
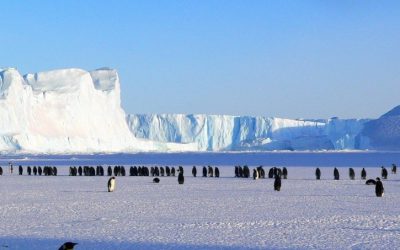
[0,67,394,153]
[0,67,190,153]
[127,114,369,151]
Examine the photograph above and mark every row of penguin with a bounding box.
[0,163,395,197]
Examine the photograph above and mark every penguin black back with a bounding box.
[192,166,197,177]
[178,172,184,184]
[375,177,384,197]
[315,168,321,180]
[333,168,339,180]
[361,168,367,180]
[349,168,355,180]
[381,167,388,179]
[274,175,281,191]
[153,177,160,183]
[215,167,220,178]
[58,242,78,250]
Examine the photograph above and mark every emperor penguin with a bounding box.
[274,175,281,191]
[375,177,384,197]
[108,177,116,192]
[253,169,259,180]
[361,168,367,180]
[178,171,184,184]
[58,242,78,250]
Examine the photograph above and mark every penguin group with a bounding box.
[197,166,219,178]
[314,164,397,197]
[0,165,58,176]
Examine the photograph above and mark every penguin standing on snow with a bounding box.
[381,166,388,179]
[108,177,116,192]
[375,177,384,197]
[178,171,184,184]
[274,175,281,191]
[349,168,355,180]
[392,164,397,174]
[333,167,339,180]
[315,168,321,180]
[58,242,78,250]
[361,168,367,180]
[253,169,259,180]
[192,166,197,177]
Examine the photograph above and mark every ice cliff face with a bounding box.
[127,114,369,151]
[0,67,181,153]
[0,67,389,153]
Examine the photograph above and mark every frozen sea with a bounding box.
[0,152,400,250]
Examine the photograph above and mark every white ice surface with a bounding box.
[0,166,399,249]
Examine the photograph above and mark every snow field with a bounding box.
[0,166,399,249]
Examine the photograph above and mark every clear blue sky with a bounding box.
[1,1,399,119]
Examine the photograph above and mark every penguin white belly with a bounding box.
[108,179,116,192]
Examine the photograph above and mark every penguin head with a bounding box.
[376,177,381,181]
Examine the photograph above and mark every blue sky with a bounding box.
[1,1,400,119]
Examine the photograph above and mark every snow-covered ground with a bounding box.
[0,166,399,249]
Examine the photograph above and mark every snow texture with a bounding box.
[0,166,399,249]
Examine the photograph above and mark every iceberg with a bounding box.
[2,66,396,153]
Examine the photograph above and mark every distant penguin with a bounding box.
[274,175,281,191]
[282,167,288,179]
[268,168,274,178]
[153,177,160,183]
[166,166,171,176]
[381,166,388,179]
[333,167,339,180]
[202,166,207,177]
[238,166,243,178]
[215,167,220,178]
[58,242,78,250]
[361,168,367,180]
[0,166,3,175]
[235,166,239,177]
[160,167,165,177]
[253,169,259,180]
[121,166,126,176]
[243,165,250,178]
[107,166,112,176]
[27,166,32,176]
[349,168,355,180]
[208,166,213,177]
[171,167,176,176]
[53,167,58,176]
[178,166,184,175]
[257,166,264,179]
[315,168,321,180]
[178,171,184,184]
[375,177,384,197]
[108,177,116,192]
[192,166,197,177]
[38,166,42,176]
[365,179,376,185]
[392,164,397,174]
[18,165,23,175]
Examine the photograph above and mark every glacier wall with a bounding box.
[127,114,369,151]
[0,67,375,153]
[0,67,181,153]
